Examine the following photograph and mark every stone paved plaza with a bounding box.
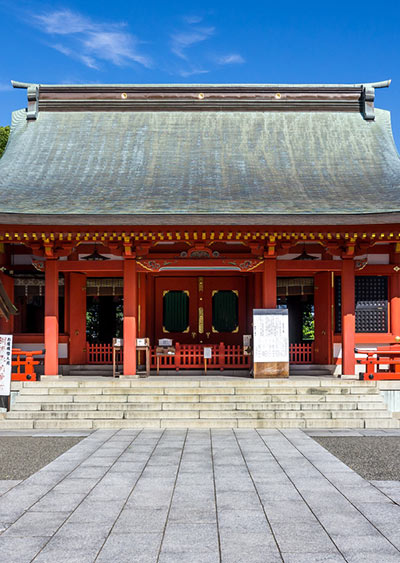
[0,429,400,562]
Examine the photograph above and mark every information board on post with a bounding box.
[0,334,13,395]
[253,309,289,378]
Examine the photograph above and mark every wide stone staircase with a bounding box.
[1,377,398,430]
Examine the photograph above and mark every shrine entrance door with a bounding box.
[154,276,247,345]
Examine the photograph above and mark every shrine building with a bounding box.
[0,79,400,378]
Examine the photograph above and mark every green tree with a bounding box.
[302,303,315,341]
[0,126,10,158]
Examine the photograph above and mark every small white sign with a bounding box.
[204,347,212,359]
[159,339,173,347]
[0,335,13,396]
[253,309,289,363]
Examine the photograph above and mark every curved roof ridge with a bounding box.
[11,79,391,89]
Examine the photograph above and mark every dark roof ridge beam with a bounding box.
[11,81,40,120]
[361,79,391,120]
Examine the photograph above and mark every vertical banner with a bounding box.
[0,334,13,396]
[253,309,289,378]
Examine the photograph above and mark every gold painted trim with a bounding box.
[162,289,190,333]
[211,289,239,333]
[198,306,204,334]
[198,276,204,292]
[163,289,189,297]
[246,261,264,272]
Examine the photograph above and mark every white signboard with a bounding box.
[0,335,13,396]
[253,309,289,363]
[203,347,212,359]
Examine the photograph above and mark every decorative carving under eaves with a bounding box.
[222,259,262,271]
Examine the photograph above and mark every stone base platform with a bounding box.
[1,377,398,430]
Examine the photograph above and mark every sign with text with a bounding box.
[253,309,289,363]
[203,347,212,359]
[0,335,13,396]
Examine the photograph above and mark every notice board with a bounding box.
[253,310,289,378]
[0,335,13,396]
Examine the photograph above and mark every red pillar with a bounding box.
[341,258,355,376]
[390,253,400,338]
[0,272,14,334]
[262,258,277,309]
[139,273,147,338]
[69,273,87,364]
[254,273,262,309]
[123,259,137,375]
[44,259,59,376]
[314,272,333,365]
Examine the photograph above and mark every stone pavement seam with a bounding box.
[92,429,166,562]
[0,429,118,530]
[278,429,400,557]
[256,429,347,561]
[0,480,22,497]
[155,429,188,562]
[28,429,143,561]
[210,428,222,563]
[283,429,400,516]
[232,429,284,562]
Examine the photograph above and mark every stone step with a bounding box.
[22,378,378,388]
[7,377,397,430]
[11,401,388,414]
[1,417,396,430]
[7,408,391,421]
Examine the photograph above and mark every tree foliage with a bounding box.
[0,126,10,158]
[302,303,315,341]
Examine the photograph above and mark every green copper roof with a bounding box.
[0,107,400,224]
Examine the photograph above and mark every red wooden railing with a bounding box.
[289,342,314,364]
[356,345,400,380]
[87,341,315,367]
[12,349,42,381]
[86,343,114,364]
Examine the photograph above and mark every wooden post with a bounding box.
[139,273,147,337]
[254,273,262,309]
[123,259,137,376]
[262,258,277,309]
[69,273,87,364]
[314,272,333,365]
[218,342,225,371]
[341,258,355,376]
[44,258,59,376]
[390,251,400,372]
[390,253,400,338]
[175,341,181,371]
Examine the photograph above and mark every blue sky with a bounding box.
[0,0,399,143]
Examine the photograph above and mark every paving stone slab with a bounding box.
[97,532,163,563]
[0,428,399,561]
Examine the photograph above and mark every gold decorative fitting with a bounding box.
[275,93,281,99]
[198,93,205,100]
[198,307,204,334]
[121,93,128,100]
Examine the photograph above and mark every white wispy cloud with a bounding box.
[0,83,12,92]
[183,15,203,25]
[33,9,152,69]
[170,26,215,59]
[217,54,245,65]
[178,68,210,77]
[52,43,99,69]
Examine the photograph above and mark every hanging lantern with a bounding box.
[293,244,318,261]
[82,245,110,261]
